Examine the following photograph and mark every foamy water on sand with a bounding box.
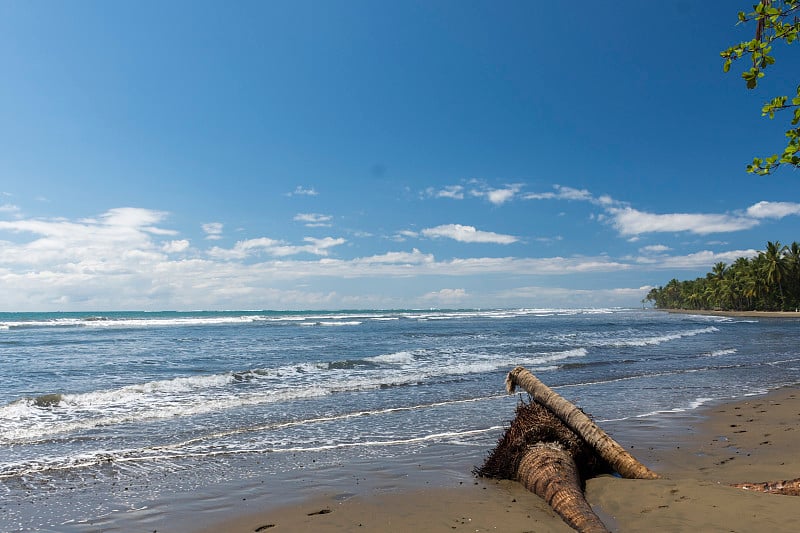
[2,308,799,531]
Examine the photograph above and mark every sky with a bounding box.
[1,1,799,312]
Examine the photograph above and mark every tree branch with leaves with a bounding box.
[721,0,800,174]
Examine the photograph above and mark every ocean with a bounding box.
[2,308,800,531]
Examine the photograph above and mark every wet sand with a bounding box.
[198,387,800,532]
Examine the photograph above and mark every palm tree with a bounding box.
[762,241,788,310]
[785,242,800,309]
[730,257,753,310]
[711,261,727,280]
[739,270,760,310]
[646,241,800,312]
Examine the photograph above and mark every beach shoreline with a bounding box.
[196,386,800,533]
[661,308,800,318]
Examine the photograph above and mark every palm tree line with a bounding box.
[645,241,800,312]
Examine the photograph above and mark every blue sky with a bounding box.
[1,1,799,311]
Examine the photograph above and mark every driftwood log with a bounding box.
[505,366,659,481]
[476,400,611,532]
[478,366,799,531]
[731,478,800,496]
[476,366,658,533]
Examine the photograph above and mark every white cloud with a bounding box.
[596,194,616,206]
[437,256,629,275]
[0,208,174,273]
[421,288,468,303]
[208,237,284,260]
[533,235,564,244]
[524,184,797,238]
[354,248,434,265]
[421,224,518,244]
[639,244,671,253]
[523,191,556,200]
[523,185,596,203]
[0,207,653,311]
[162,240,190,253]
[491,285,652,308]
[470,183,522,205]
[294,213,333,227]
[100,207,168,228]
[606,207,758,235]
[634,248,759,268]
[0,201,781,311]
[202,222,224,240]
[486,187,518,205]
[208,236,346,260]
[393,230,418,241]
[288,186,318,196]
[288,236,346,256]
[0,204,21,216]
[745,201,800,219]
[553,185,594,202]
[424,185,465,200]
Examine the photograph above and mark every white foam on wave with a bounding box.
[598,396,716,422]
[365,350,418,364]
[0,338,582,446]
[689,315,758,325]
[85,316,260,328]
[300,320,363,327]
[0,383,328,445]
[611,326,719,347]
[0,395,509,478]
[708,349,737,357]
[406,308,621,322]
[0,364,315,443]
[534,348,587,364]
[0,424,508,480]
[0,315,265,331]
[0,307,627,332]
[3,352,511,444]
[275,426,504,453]
[529,365,560,372]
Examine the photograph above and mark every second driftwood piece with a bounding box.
[731,478,800,495]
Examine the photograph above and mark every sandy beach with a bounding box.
[663,309,800,319]
[198,387,800,532]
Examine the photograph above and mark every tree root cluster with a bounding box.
[477,366,799,532]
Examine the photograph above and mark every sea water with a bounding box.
[2,308,799,531]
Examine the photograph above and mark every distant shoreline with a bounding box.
[660,308,800,318]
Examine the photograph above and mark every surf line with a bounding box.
[0,423,509,480]
[149,393,512,451]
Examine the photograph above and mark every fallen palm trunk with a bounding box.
[477,366,659,532]
[505,365,660,480]
[731,478,800,496]
[476,399,610,532]
[518,442,609,532]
